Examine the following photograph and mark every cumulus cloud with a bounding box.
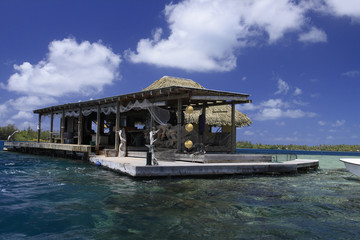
[298,27,327,43]
[127,0,307,72]
[275,79,290,95]
[237,79,316,121]
[11,111,34,120]
[324,0,360,21]
[4,38,121,97]
[127,0,360,72]
[1,38,121,127]
[7,96,57,112]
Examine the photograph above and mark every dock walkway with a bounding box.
[3,142,319,178]
[90,155,319,177]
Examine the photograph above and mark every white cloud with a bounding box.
[274,136,299,142]
[238,81,316,121]
[244,130,255,136]
[0,104,7,120]
[4,38,121,97]
[332,119,346,127]
[342,70,360,77]
[326,135,334,140]
[11,111,33,120]
[126,0,360,72]
[310,93,321,98]
[298,27,327,43]
[275,78,290,95]
[7,96,57,111]
[324,0,360,21]
[237,103,258,111]
[294,87,303,96]
[276,121,286,126]
[17,121,36,130]
[257,108,315,120]
[127,0,307,72]
[261,98,288,108]
[318,120,327,126]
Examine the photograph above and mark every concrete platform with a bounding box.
[4,141,91,153]
[89,155,319,178]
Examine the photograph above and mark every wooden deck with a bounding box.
[4,141,91,152]
[3,141,319,178]
[4,142,91,160]
[90,155,319,178]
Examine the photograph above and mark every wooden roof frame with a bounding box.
[33,86,252,114]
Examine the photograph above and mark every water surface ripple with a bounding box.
[1,142,360,239]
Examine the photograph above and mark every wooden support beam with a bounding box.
[202,104,206,145]
[50,112,54,143]
[37,114,41,143]
[96,104,101,151]
[60,109,65,144]
[78,107,83,145]
[177,98,182,153]
[231,102,236,153]
[190,95,249,101]
[115,100,120,155]
[151,93,189,102]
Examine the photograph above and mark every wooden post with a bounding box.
[202,104,206,144]
[115,101,120,155]
[37,114,41,143]
[177,98,182,153]
[231,102,236,153]
[78,107,83,145]
[96,104,101,151]
[61,109,65,144]
[50,112,54,143]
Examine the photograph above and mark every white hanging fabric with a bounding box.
[101,106,116,115]
[119,99,170,125]
[65,110,80,118]
[55,99,170,125]
[82,108,97,116]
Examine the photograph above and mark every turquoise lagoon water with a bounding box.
[1,141,360,239]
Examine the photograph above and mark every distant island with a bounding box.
[237,141,360,152]
[1,124,359,152]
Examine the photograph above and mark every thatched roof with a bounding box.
[144,76,252,127]
[143,76,205,91]
[184,105,251,127]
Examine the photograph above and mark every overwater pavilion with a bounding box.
[5,77,320,176]
[32,76,252,158]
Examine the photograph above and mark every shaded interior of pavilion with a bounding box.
[34,78,252,156]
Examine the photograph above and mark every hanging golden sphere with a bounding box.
[184,140,193,149]
[185,105,194,114]
[185,123,194,132]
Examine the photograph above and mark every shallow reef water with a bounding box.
[1,141,360,239]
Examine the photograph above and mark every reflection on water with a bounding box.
[1,142,360,239]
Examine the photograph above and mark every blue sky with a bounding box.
[0,0,359,146]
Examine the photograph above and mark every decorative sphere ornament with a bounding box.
[185,105,194,114]
[185,123,194,132]
[184,140,193,149]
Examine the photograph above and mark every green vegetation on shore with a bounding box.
[237,141,360,152]
[0,124,50,142]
